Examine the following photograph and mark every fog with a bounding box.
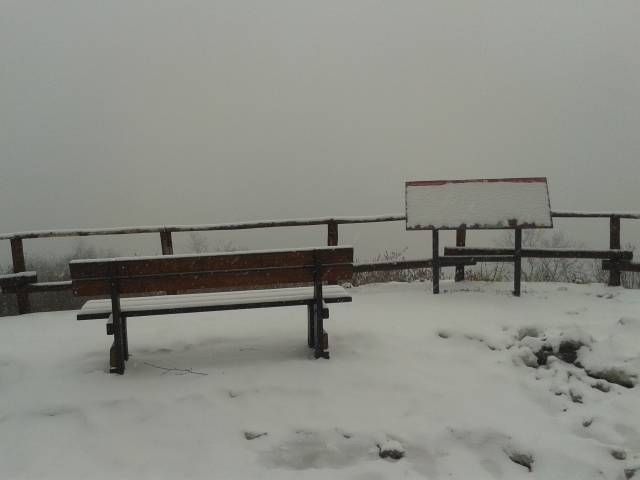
[2,1,639,264]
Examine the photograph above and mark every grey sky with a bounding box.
[1,1,639,263]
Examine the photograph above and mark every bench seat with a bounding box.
[77,285,352,320]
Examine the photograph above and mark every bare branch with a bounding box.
[143,361,208,376]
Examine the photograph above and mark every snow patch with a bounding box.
[1,282,638,479]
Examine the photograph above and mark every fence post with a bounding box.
[432,230,440,294]
[609,215,621,286]
[455,227,466,282]
[513,228,522,297]
[160,230,174,255]
[327,221,338,246]
[10,238,30,314]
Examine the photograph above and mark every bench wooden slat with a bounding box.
[72,264,353,296]
[78,285,351,320]
[69,246,353,280]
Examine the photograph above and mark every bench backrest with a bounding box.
[70,246,354,296]
[405,177,553,230]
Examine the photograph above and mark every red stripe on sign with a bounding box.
[406,177,547,187]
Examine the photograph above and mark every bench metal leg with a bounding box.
[313,305,329,359]
[122,315,129,361]
[106,314,126,372]
[313,279,330,359]
[105,316,128,353]
[109,282,126,374]
[307,304,315,348]
[109,339,124,374]
[109,319,126,374]
[309,302,330,354]
[320,325,329,352]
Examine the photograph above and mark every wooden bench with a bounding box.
[70,246,353,374]
[406,177,554,296]
[0,272,38,312]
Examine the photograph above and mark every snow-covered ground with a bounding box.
[1,282,639,480]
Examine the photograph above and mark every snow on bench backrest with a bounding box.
[405,177,553,230]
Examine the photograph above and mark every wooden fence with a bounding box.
[2,211,639,314]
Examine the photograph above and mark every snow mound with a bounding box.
[512,322,638,392]
[377,439,405,461]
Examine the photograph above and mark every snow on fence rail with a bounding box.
[1,211,639,314]
[0,214,406,240]
[551,211,640,219]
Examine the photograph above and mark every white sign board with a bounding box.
[406,178,553,230]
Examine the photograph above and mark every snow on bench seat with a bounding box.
[77,285,352,320]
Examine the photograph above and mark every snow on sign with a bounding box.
[405,177,553,230]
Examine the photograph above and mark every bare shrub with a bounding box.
[497,230,594,283]
[465,262,509,282]
[187,232,210,253]
[352,248,433,286]
[186,232,243,254]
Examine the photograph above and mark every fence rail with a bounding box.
[0,214,407,241]
[2,211,638,314]
[550,211,640,219]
